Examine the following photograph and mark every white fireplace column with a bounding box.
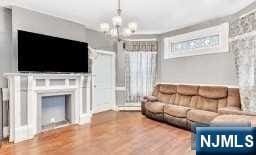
[5,73,92,143]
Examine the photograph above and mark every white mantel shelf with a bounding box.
[5,72,92,143]
[5,72,91,78]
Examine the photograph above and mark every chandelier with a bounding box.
[100,0,138,41]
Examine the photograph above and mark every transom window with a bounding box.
[164,23,229,59]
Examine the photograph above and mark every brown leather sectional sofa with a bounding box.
[141,84,256,129]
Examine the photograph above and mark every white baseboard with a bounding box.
[14,125,33,143]
[117,106,141,111]
[112,106,119,111]
[92,104,117,114]
[79,113,92,125]
[3,126,9,138]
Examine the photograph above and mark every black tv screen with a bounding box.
[18,30,88,73]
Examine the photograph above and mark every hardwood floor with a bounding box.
[0,111,195,155]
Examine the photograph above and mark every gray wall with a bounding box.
[0,8,12,88]
[158,15,238,86]
[85,28,115,51]
[0,8,12,132]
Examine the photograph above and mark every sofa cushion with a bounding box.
[199,86,227,99]
[169,94,176,104]
[164,104,191,118]
[218,107,256,116]
[211,115,253,125]
[144,96,158,102]
[227,88,241,108]
[174,94,192,107]
[145,102,165,113]
[177,85,199,96]
[159,84,177,94]
[157,93,171,103]
[196,97,218,112]
[187,109,219,124]
[190,96,199,108]
[218,98,227,109]
[152,85,160,97]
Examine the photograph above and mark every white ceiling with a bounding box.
[1,0,255,34]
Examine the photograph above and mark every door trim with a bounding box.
[91,50,116,114]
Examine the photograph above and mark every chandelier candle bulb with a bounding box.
[110,29,118,37]
[129,22,138,33]
[123,28,132,37]
[112,16,122,27]
[100,23,110,33]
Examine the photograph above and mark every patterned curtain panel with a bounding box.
[124,41,157,104]
[124,41,158,52]
[230,37,256,112]
[0,88,3,144]
[230,12,256,112]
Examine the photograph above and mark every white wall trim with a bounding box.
[155,82,239,88]
[96,49,115,56]
[124,38,157,41]
[117,106,141,111]
[14,125,33,143]
[240,8,256,18]
[79,113,92,125]
[92,104,117,114]
[116,87,126,91]
[164,23,229,59]
[3,126,10,138]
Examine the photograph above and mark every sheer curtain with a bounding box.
[124,41,158,106]
[229,12,256,112]
[232,38,256,112]
[0,89,3,146]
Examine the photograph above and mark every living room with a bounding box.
[0,0,256,155]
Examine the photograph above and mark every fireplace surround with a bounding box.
[5,73,92,143]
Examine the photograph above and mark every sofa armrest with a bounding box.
[218,107,256,116]
[143,96,158,102]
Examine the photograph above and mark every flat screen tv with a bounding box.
[18,30,88,73]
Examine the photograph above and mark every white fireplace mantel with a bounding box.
[5,73,92,143]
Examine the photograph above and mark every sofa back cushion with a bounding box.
[155,84,177,104]
[197,86,228,112]
[152,84,241,110]
[157,92,171,103]
[199,86,227,99]
[177,85,199,96]
[159,84,177,94]
[174,85,199,108]
[174,94,192,107]
[227,88,241,108]
[196,96,218,112]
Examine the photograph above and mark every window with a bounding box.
[164,23,229,59]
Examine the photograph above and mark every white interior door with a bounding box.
[92,50,115,113]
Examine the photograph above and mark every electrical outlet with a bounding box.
[50,118,56,123]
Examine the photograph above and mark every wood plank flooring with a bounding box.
[0,111,195,155]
